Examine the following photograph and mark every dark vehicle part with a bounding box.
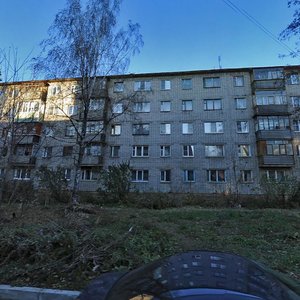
[78,251,300,300]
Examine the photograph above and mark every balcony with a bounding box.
[12,156,36,166]
[255,129,293,140]
[81,155,104,166]
[254,105,289,116]
[258,155,294,167]
[252,79,285,90]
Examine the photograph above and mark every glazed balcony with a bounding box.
[254,104,289,116]
[258,155,294,167]
[11,156,36,166]
[252,79,285,90]
[255,129,292,140]
[81,155,104,166]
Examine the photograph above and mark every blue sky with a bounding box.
[0,0,299,79]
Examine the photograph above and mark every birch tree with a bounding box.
[32,0,143,204]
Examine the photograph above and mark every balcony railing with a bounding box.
[12,156,36,166]
[258,155,294,167]
[255,129,293,140]
[252,79,285,90]
[254,105,289,116]
[81,155,104,166]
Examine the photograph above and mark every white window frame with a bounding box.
[203,77,220,88]
[233,76,244,87]
[160,123,171,135]
[132,145,149,157]
[160,170,171,182]
[13,168,31,180]
[64,168,71,181]
[42,146,52,158]
[113,81,124,92]
[160,145,171,157]
[204,122,224,134]
[182,100,193,111]
[84,144,101,156]
[86,122,103,134]
[235,98,247,110]
[160,101,171,112]
[182,122,193,134]
[238,145,251,157]
[161,80,171,90]
[237,121,249,133]
[207,170,226,183]
[132,123,149,135]
[291,96,300,108]
[81,168,98,181]
[110,145,120,158]
[182,145,194,157]
[133,102,150,113]
[131,170,149,182]
[112,103,123,114]
[266,170,285,181]
[183,170,195,182]
[181,78,192,90]
[111,124,121,135]
[204,99,222,110]
[205,145,224,157]
[240,170,253,183]
[89,99,104,110]
[293,120,300,132]
[134,81,151,91]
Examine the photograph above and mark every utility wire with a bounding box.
[222,0,299,58]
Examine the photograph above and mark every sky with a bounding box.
[0,0,300,80]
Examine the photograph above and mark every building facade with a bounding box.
[1,65,300,195]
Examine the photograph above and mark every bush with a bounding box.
[1,180,35,204]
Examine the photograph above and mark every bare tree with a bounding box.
[32,0,143,205]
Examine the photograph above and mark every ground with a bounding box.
[0,204,299,292]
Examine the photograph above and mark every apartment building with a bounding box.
[0,65,300,195]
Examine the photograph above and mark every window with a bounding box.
[161,80,171,90]
[205,145,224,157]
[111,124,121,135]
[112,103,123,114]
[68,105,78,116]
[47,104,56,115]
[182,122,193,134]
[183,170,195,182]
[89,99,104,110]
[42,147,52,158]
[237,121,249,133]
[233,76,244,87]
[160,123,171,135]
[182,145,194,157]
[266,170,285,181]
[63,169,71,180]
[14,145,32,156]
[254,69,283,80]
[204,122,223,133]
[134,81,151,91]
[51,85,61,96]
[204,99,222,111]
[297,145,300,156]
[207,170,225,182]
[131,170,149,182]
[160,170,171,182]
[110,146,120,157]
[238,145,251,157]
[66,125,76,137]
[256,116,290,131]
[84,144,101,156]
[235,98,247,110]
[160,145,171,157]
[132,145,149,157]
[86,122,103,134]
[203,77,220,88]
[81,167,98,181]
[63,146,73,157]
[133,102,150,113]
[21,101,39,113]
[160,101,171,112]
[71,85,80,93]
[13,168,31,180]
[291,96,300,107]
[0,168,5,178]
[256,95,286,105]
[181,78,192,90]
[241,170,253,183]
[182,100,193,111]
[287,73,299,85]
[132,123,149,135]
[266,140,293,156]
[293,120,300,131]
[113,81,124,92]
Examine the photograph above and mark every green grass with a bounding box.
[0,205,299,290]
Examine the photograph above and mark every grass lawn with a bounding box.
[0,204,299,291]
